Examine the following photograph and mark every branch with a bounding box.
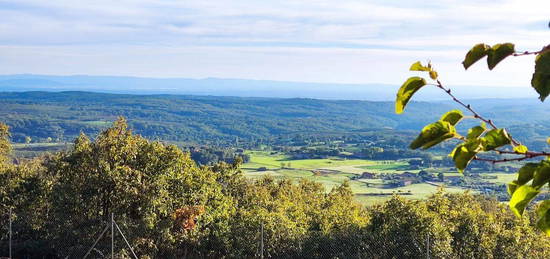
[474,156,531,163]
[512,45,550,56]
[474,150,550,164]
[432,80,521,146]
[495,149,550,156]
[512,51,541,56]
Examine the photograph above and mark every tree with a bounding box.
[365,196,453,258]
[0,123,11,170]
[43,117,235,257]
[395,42,550,234]
[425,191,550,258]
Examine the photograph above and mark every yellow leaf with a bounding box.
[514,145,528,154]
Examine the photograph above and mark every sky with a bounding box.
[0,0,548,87]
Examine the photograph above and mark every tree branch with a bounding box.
[432,80,521,146]
[512,51,541,56]
[474,150,550,164]
[512,45,550,56]
[473,156,531,163]
[495,149,550,156]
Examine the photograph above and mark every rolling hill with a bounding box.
[0,91,548,147]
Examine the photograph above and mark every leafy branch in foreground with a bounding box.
[395,42,550,235]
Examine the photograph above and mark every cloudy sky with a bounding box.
[0,0,548,87]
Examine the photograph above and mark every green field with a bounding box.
[12,142,71,158]
[241,151,517,205]
[242,151,378,170]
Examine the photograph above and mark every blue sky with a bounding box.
[0,0,548,87]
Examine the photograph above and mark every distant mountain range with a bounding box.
[0,74,539,101]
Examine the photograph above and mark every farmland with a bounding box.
[242,150,515,205]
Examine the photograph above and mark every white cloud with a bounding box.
[0,0,548,86]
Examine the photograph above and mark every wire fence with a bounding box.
[4,207,549,259]
[0,209,140,259]
[1,209,447,259]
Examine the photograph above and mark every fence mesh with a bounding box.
[0,208,547,258]
[0,210,9,258]
[0,209,468,259]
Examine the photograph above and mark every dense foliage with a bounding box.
[396,43,550,235]
[1,119,549,258]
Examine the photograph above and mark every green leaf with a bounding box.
[395,77,427,114]
[467,123,486,139]
[513,145,528,154]
[517,163,538,185]
[536,200,550,235]
[487,43,515,70]
[507,180,519,196]
[462,43,490,69]
[410,61,431,71]
[482,129,511,151]
[440,110,463,126]
[532,161,550,189]
[410,121,456,150]
[509,185,539,217]
[451,139,483,173]
[531,50,550,101]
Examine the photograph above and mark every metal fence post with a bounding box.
[111,213,114,259]
[426,235,430,259]
[9,208,12,259]
[260,222,264,259]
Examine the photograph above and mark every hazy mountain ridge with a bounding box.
[0,74,538,101]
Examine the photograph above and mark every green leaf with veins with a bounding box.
[507,180,519,196]
[531,50,550,101]
[467,123,486,139]
[509,185,539,217]
[462,43,490,69]
[395,77,427,114]
[409,61,431,71]
[536,200,550,235]
[450,138,484,173]
[532,161,550,189]
[440,110,463,126]
[410,121,456,150]
[516,163,538,185]
[487,43,515,70]
[482,129,511,151]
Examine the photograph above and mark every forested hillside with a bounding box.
[1,91,549,147]
[1,118,549,258]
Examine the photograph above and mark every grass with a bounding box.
[243,151,377,171]
[12,142,67,148]
[357,162,409,171]
[483,172,517,184]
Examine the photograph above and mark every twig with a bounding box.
[496,149,550,156]
[512,45,550,56]
[474,150,550,164]
[512,51,540,56]
[431,80,521,146]
[512,45,550,57]
[474,156,530,163]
